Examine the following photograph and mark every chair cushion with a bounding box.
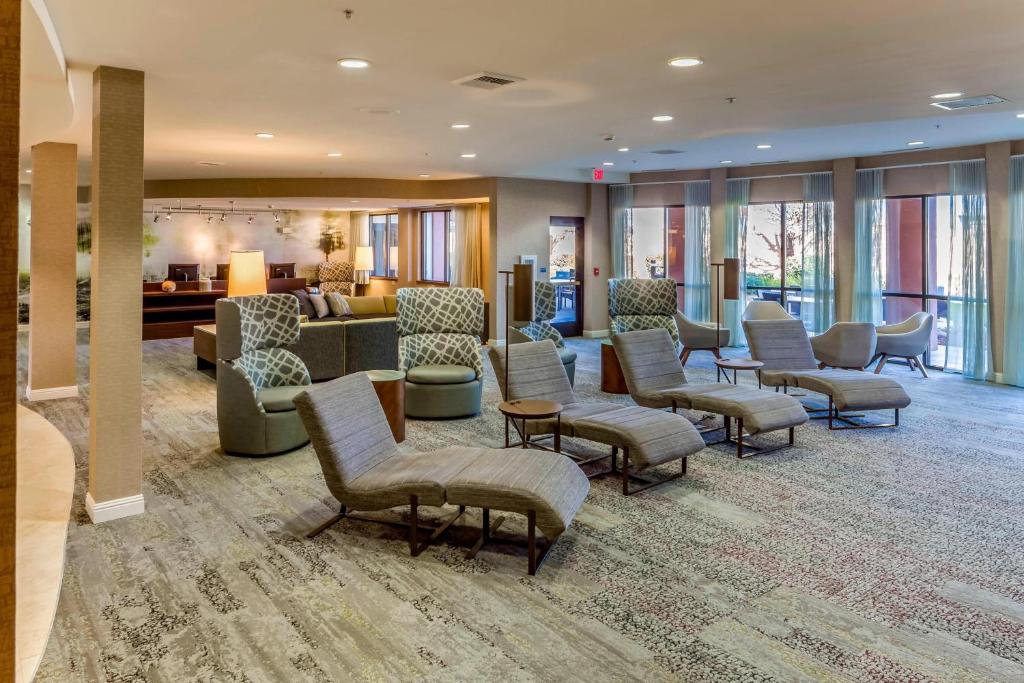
[687,386,808,434]
[558,347,578,365]
[406,364,477,385]
[256,385,308,412]
[446,449,589,539]
[794,373,911,412]
[523,400,624,437]
[347,446,484,509]
[573,406,706,470]
[641,383,737,410]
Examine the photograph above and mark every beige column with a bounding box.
[87,66,145,524]
[0,0,20,675]
[832,158,856,321]
[583,183,609,335]
[27,142,78,401]
[985,141,1010,376]
[708,168,728,325]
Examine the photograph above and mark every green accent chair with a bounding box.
[215,294,312,456]
[397,287,485,418]
[608,278,682,355]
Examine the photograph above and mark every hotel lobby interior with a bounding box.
[5,1,1024,681]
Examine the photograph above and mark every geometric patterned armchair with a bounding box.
[509,281,576,385]
[318,261,355,296]
[215,294,312,456]
[608,278,682,355]
[396,287,484,419]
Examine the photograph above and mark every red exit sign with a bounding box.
[592,167,604,181]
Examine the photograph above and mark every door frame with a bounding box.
[549,216,584,337]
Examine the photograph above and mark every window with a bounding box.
[420,210,451,283]
[371,213,399,278]
[743,202,805,317]
[624,206,685,309]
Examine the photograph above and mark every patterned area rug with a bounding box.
[23,334,1024,682]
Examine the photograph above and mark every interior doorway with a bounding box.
[549,216,584,337]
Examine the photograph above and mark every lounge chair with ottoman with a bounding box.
[294,371,589,575]
[611,328,808,458]
[509,281,577,385]
[872,312,934,377]
[743,318,912,430]
[488,340,706,495]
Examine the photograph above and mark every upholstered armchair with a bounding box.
[873,312,934,377]
[509,281,576,384]
[810,322,877,370]
[397,287,485,418]
[742,301,794,321]
[215,294,312,456]
[608,278,682,354]
[675,312,730,366]
[318,261,355,296]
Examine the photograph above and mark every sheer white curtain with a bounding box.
[450,204,483,288]
[683,180,711,320]
[801,172,835,333]
[1004,156,1024,386]
[724,178,749,344]
[852,169,886,324]
[609,185,633,279]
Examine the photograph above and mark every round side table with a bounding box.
[367,370,406,443]
[600,339,629,394]
[714,358,765,388]
[499,399,562,452]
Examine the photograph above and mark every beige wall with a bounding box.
[583,184,610,334]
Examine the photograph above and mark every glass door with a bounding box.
[549,217,584,337]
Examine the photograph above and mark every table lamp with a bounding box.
[227,250,267,297]
[353,245,373,285]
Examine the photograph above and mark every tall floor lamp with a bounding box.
[499,263,535,403]
[710,257,740,349]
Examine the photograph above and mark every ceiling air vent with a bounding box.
[452,71,525,90]
[931,94,1006,111]
[650,149,686,155]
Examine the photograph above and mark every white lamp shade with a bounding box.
[354,245,374,271]
[389,245,399,269]
[227,250,267,297]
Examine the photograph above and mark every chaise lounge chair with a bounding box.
[611,329,808,458]
[293,371,589,574]
[488,340,706,495]
[743,318,911,430]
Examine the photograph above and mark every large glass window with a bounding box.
[624,206,685,309]
[420,210,451,283]
[371,213,399,278]
[743,202,805,317]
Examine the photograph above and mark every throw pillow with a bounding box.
[325,292,353,318]
[309,293,330,318]
[290,289,317,319]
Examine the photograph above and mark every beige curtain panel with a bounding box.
[452,204,484,288]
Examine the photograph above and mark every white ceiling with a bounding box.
[19,0,1024,182]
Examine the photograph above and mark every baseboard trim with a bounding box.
[25,385,79,402]
[86,493,145,524]
[582,329,609,339]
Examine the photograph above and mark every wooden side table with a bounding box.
[600,339,629,394]
[714,358,765,388]
[499,399,562,452]
[367,370,406,443]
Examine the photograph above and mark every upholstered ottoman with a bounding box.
[685,385,808,457]
[792,372,911,429]
[446,449,589,575]
[571,406,706,495]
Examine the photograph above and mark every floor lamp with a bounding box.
[499,264,535,403]
[710,257,740,350]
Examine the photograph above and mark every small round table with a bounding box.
[367,370,406,443]
[714,358,765,388]
[499,399,562,452]
[600,339,629,394]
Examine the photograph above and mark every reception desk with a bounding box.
[142,278,305,340]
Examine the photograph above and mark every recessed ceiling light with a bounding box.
[668,57,703,68]
[255,132,274,139]
[907,140,925,146]
[350,200,360,203]
[617,147,629,152]
[756,144,772,149]
[1017,113,1024,119]
[720,160,733,164]
[461,153,477,158]
[418,174,431,178]
[931,92,963,99]
[652,115,674,122]
[326,152,342,158]
[603,161,614,166]
[337,58,370,69]
[451,123,471,129]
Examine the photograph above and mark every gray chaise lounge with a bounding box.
[743,318,912,430]
[294,372,589,574]
[488,340,706,495]
[611,329,808,458]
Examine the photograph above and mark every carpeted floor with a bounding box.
[21,332,1024,682]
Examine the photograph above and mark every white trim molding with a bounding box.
[582,329,609,339]
[86,493,145,524]
[25,385,79,402]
